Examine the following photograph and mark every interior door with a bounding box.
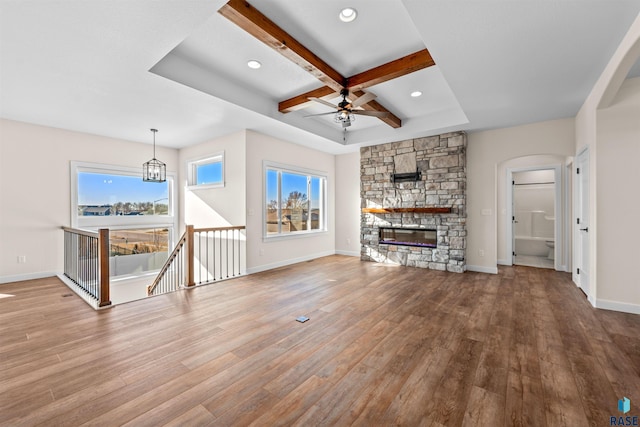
[577,149,590,295]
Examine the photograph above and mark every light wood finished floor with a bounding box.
[1,255,639,426]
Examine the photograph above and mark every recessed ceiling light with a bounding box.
[247,60,262,69]
[411,91,423,98]
[339,7,357,22]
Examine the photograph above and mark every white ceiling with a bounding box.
[1,1,639,155]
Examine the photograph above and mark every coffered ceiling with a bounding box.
[1,1,640,154]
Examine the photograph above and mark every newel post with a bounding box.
[185,225,195,287]
[97,228,112,307]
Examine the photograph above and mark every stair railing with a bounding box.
[147,225,245,296]
[193,225,245,284]
[62,226,111,307]
[147,226,191,296]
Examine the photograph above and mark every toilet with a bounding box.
[545,240,555,260]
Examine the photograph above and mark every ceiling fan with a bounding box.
[305,89,389,128]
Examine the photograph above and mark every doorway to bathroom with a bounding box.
[510,168,560,269]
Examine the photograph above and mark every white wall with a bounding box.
[334,152,361,256]
[179,130,247,229]
[466,118,574,273]
[0,118,179,282]
[595,76,640,312]
[245,130,336,273]
[575,12,640,312]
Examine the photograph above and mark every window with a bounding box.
[76,172,170,217]
[187,153,224,188]
[71,162,176,277]
[264,161,327,238]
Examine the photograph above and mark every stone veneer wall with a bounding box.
[360,132,467,272]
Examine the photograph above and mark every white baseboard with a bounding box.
[497,259,511,266]
[246,250,336,275]
[0,271,57,284]
[334,250,360,257]
[595,298,640,315]
[466,265,498,274]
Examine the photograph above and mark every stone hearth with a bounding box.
[360,132,467,273]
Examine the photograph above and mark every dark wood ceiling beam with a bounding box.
[278,86,337,113]
[276,49,434,116]
[219,0,345,92]
[219,0,401,128]
[346,49,435,92]
[351,90,402,128]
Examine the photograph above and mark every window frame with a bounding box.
[263,160,328,241]
[70,160,177,236]
[186,152,225,190]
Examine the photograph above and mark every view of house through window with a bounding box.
[77,172,169,216]
[72,162,176,278]
[265,163,326,237]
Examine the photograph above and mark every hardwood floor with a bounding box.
[1,255,639,426]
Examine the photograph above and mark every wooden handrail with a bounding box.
[61,226,99,238]
[147,230,187,295]
[194,225,246,233]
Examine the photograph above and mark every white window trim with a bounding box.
[70,161,177,232]
[263,160,328,242]
[186,151,225,190]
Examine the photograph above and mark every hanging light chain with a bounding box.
[151,128,158,159]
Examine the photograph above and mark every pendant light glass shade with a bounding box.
[143,128,166,182]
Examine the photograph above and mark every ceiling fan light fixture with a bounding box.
[335,110,354,126]
[411,91,423,98]
[247,59,262,69]
[339,7,357,22]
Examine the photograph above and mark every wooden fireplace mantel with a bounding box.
[361,207,452,214]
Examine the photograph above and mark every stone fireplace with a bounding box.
[360,132,467,273]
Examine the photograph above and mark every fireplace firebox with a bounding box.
[378,227,437,248]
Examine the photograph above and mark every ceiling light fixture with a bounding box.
[411,91,423,97]
[335,110,354,128]
[143,129,166,183]
[339,7,357,23]
[247,59,262,69]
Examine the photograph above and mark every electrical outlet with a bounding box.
[17,255,26,264]
[259,249,264,256]
[346,238,351,245]
[478,249,485,257]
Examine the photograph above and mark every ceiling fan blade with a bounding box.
[304,111,337,118]
[308,97,338,109]
[350,91,377,108]
[352,110,390,117]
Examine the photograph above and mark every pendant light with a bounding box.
[143,128,166,182]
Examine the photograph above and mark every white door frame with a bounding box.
[574,147,590,297]
[506,164,563,270]
[564,160,573,274]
